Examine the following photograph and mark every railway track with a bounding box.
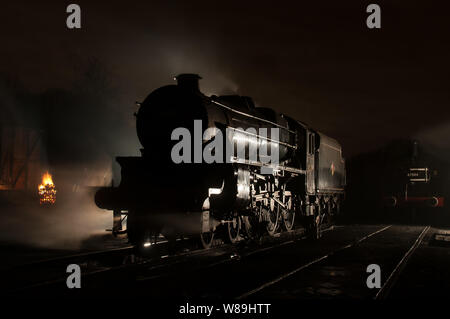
[3,224,319,295]
[3,245,134,293]
[236,225,392,299]
[70,224,389,298]
[135,226,337,282]
[235,224,431,299]
[125,224,428,299]
[374,225,430,300]
[4,224,431,299]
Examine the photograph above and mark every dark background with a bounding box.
[1,0,449,164]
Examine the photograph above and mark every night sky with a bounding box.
[1,1,449,159]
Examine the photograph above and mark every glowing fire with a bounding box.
[38,172,57,205]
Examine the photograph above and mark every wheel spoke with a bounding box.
[200,231,215,249]
[227,216,241,244]
[265,206,279,236]
[282,207,295,231]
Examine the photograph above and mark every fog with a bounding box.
[414,124,450,163]
[0,187,111,250]
[1,1,450,249]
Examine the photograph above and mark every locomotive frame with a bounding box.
[95,74,346,249]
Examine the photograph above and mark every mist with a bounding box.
[0,59,135,249]
[414,124,450,163]
[0,187,111,250]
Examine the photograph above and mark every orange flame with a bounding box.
[41,172,54,187]
[38,172,56,205]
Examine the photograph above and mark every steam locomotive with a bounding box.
[383,141,445,210]
[345,139,446,224]
[95,74,346,249]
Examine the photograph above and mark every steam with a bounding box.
[0,51,242,250]
[0,62,128,249]
[161,50,240,96]
[0,188,111,250]
[413,123,450,162]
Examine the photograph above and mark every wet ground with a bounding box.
[0,233,129,270]
[4,224,450,301]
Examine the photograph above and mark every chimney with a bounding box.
[175,74,201,92]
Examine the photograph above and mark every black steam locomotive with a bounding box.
[345,139,446,224]
[95,74,346,249]
[382,141,445,210]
